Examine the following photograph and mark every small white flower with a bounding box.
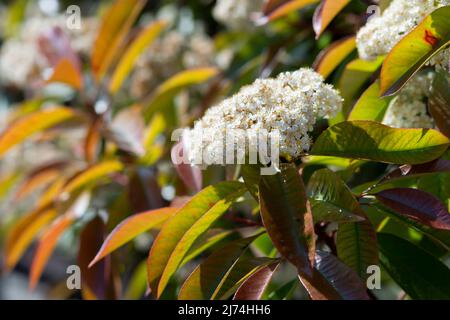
[184,68,343,162]
[213,0,265,30]
[382,72,435,129]
[356,0,450,70]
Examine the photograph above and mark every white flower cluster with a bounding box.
[356,0,450,70]
[184,68,343,162]
[383,72,435,129]
[131,31,229,98]
[0,16,97,87]
[213,0,265,30]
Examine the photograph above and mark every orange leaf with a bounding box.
[109,20,167,94]
[62,160,124,195]
[14,161,67,201]
[261,0,319,23]
[4,206,58,271]
[89,207,177,267]
[29,214,75,289]
[0,107,78,159]
[91,0,147,82]
[313,36,356,78]
[313,0,351,38]
[46,58,84,90]
[29,193,90,289]
[84,118,102,164]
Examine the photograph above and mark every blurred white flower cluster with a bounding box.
[356,0,449,70]
[213,0,265,30]
[131,31,224,98]
[382,72,435,129]
[0,15,97,88]
[184,68,343,162]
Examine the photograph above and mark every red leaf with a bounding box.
[171,141,202,192]
[375,188,450,230]
[234,261,280,300]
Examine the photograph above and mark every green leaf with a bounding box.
[380,6,450,96]
[378,233,450,299]
[429,72,450,138]
[241,164,263,200]
[177,234,262,300]
[311,121,450,164]
[147,181,247,298]
[307,169,365,223]
[348,81,393,122]
[259,163,315,277]
[89,207,178,267]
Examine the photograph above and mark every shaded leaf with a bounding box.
[79,217,117,300]
[109,20,167,93]
[89,207,177,267]
[378,233,450,299]
[429,72,450,137]
[259,163,315,277]
[91,0,146,81]
[171,141,202,192]
[314,36,356,79]
[380,6,450,96]
[375,188,450,230]
[234,261,280,300]
[307,169,365,223]
[147,181,247,298]
[314,251,370,300]
[313,0,351,38]
[311,120,450,164]
[0,107,78,159]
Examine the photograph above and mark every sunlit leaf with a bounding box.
[311,121,450,164]
[337,57,385,118]
[0,172,20,201]
[375,188,450,230]
[378,233,450,299]
[84,118,102,164]
[0,107,79,159]
[429,72,450,137]
[259,163,315,276]
[380,6,450,96]
[314,36,356,79]
[4,0,29,37]
[148,181,247,298]
[62,160,124,195]
[29,193,90,289]
[143,67,219,119]
[234,261,280,300]
[177,234,263,300]
[45,58,84,90]
[29,214,75,289]
[348,81,393,122]
[91,0,147,81]
[109,20,167,93]
[15,161,67,201]
[89,207,177,267]
[313,0,351,38]
[260,0,319,23]
[4,206,58,271]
